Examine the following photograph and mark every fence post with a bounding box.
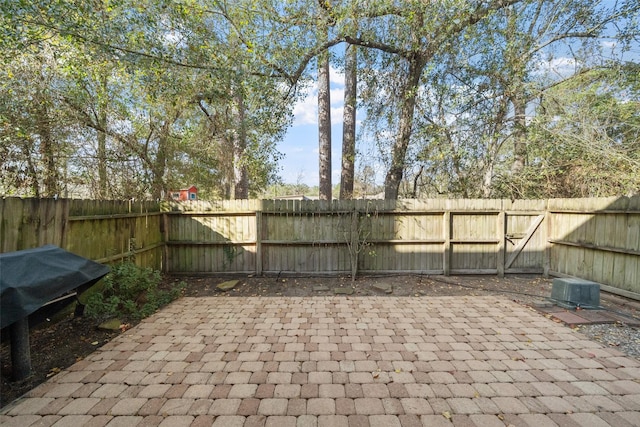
[350,209,359,281]
[255,211,263,276]
[497,210,505,277]
[162,212,170,273]
[543,206,551,277]
[443,210,451,276]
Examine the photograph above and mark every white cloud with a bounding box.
[292,80,346,126]
[331,106,344,124]
[330,88,344,105]
[549,57,576,69]
[329,66,345,86]
[292,90,318,125]
[534,56,578,78]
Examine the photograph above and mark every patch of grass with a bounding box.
[85,261,185,322]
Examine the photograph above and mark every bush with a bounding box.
[85,261,185,322]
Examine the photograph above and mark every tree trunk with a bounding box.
[482,160,494,198]
[340,44,357,200]
[97,73,108,199]
[22,140,40,198]
[506,9,527,177]
[411,165,423,198]
[511,97,527,175]
[37,100,60,198]
[384,56,424,200]
[318,50,332,200]
[233,85,249,199]
[150,133,168,200]
[97,124,107,198]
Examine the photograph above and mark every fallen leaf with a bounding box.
[46,367,61,378]
[442,411,451,420]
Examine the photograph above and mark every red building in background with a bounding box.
[170,186,198,201]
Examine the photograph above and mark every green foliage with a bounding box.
[85,262,184,322]
[492,67,640,199]
[388,0,640,199]
[2,0,638,200]
[1,0,293,200]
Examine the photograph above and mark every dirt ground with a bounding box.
[2,273,639,409]
[178,274,552,301]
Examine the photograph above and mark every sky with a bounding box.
[277,66,351,186]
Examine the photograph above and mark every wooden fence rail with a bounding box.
[1,196,638,299]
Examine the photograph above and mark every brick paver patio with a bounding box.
[2,296,639,426]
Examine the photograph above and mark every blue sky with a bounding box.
[278,66,349,186]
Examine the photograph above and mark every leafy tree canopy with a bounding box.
[1,0,638,199]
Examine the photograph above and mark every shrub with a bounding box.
[85,261,185,322]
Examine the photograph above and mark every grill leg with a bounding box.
[10,317,31,381]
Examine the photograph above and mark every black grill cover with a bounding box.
[0,245,110,329]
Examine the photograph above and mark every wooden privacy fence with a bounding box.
[0,198,163,269]
[164,199,548,277]
[1,196,638,298]
[546,197,640,299]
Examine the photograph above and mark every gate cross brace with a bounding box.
[505,214,545,270]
